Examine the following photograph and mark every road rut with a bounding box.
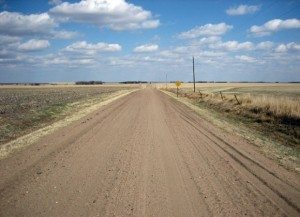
[0,88,299,217]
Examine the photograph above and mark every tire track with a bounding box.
[0,88,299,217]
[164,91,300,216]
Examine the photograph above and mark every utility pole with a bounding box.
[193,56,196,92]
[165,72,168,89]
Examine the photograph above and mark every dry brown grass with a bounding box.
[161,82,300,120]
[239,94,300,119]
[162,83,300,147]
[207,93,300,121]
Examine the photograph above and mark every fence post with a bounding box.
[234,94,240,105]
[199,91,202,99]
[220,91,224,101]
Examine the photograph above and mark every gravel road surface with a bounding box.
[0,88,299,217]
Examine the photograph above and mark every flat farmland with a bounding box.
[166,82,300,97]
[0,84,137,145]
[177,83,300,98]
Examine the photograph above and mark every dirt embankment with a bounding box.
[0,88,299,217]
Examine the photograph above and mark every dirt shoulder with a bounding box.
[161,89,299,173]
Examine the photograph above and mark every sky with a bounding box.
[0,0,299,83]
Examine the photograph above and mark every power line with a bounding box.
[277,3,300,19]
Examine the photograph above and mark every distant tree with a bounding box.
[75,81,104,85]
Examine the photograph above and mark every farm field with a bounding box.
[161,82,300,98]
[0,84,138,145]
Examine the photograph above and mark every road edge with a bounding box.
[160,89,299,173]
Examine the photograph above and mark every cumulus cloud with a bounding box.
[0,35,20,45]
[190,37,276,52]
[275,42,300,53]
[177,36,259,53]
[256,41,274,50]
[186,36,221,47]
[0,11,77,39]
[49,0,62,5]
[235,55,257,63]
[196,39,274,52]
[178,23,232,39]
[133,44,159,53]
[64,41,121,55]
[250,18,300,36]
[37,53,96,67]
[226,5,260,16]
[49,0,160,31]
[52,30,78,39]
[0,11,56,36]
[18,39,50,51]
[208,40,254,51]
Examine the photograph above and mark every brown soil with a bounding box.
[0,88,299,217]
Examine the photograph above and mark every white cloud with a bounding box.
[178,23,232,39]
[0,11,56,36]
[187,36,221,47]
[0,11,77,39]
[158,50,180,58]
[189,38,276,52]
[18,39,50,51]
[256,41,274,50]
[275,44,287,53]
[275,42,300,53]
[197,36,221,44]
[0,49,16,59]
[52,30,78,39]
[210,41,254,51]
[250,18,300,36]
[41,53,96,66]
[0,35,20,45]
[133,44,158,53]
[109,57,136,66]
[49,0,160,31]
[64,41,121,55]
[235,55,257,63]
[226,5,260,16]
[49,0,62,5]
[109,53,184,67]
[175,36,260,53]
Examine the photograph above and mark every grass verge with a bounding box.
[161,89,299,173]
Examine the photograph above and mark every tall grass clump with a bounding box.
[239,94,300,122]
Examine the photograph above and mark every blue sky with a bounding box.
[0,0,299,82]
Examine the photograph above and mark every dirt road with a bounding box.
[0,88,299,217]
